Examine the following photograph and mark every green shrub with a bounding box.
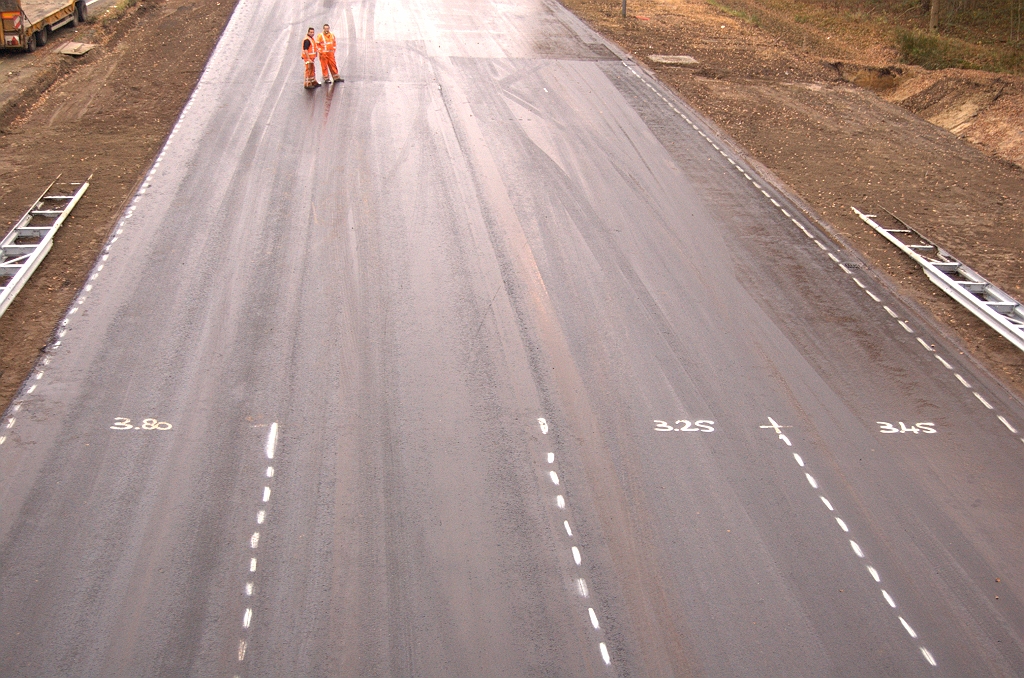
[898,29,973,69]
[898,28,1023,72]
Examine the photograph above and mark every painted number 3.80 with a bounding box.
[110,417,172,431]
[877,421,936,434]
[654,420,715,432]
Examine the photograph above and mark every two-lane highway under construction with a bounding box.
[0,0,1021,674]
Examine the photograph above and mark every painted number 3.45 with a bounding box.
[654,420,715,432]
[877,421,936,434]
[111,417,172,431]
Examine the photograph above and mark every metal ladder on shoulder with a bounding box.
[853,206,1024,352]
[0,177,90,319]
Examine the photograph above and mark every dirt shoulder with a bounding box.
[559,0,1024,397]
[0,0,237,413]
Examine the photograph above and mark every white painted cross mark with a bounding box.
[761,417,792,446]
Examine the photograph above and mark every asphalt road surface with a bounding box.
[1,0,1022,675]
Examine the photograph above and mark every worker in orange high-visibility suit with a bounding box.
[302,27,320,88]
[315,24,342,84]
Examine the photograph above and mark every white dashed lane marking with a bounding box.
[764,418,936,666]
[237,422,279,668]
[538,417,613,668]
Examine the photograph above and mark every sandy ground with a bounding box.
[558,0,1024,396]
[0,0,237,411]
[0,0,1022,414]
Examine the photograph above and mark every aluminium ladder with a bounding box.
[0,177,89,319]
[853,206,1024,353]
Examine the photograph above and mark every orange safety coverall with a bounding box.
[315,31,339,81]
[302,37,318,88]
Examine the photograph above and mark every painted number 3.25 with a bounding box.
[110,417,172,431]
[654,420,715,432]
[877,421,936,434]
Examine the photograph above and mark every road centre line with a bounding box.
[535,418,612,667]
[238,423,279,667]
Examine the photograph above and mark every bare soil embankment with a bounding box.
[560,0,1024,397]
[0,0,238,413]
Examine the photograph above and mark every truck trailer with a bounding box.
[1,0,86,51]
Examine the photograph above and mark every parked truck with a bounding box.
[0,0,86,52]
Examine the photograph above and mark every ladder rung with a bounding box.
[958,281,988,293]
[909,245,935,250]
[932,262,960,272]
[886,229,912,233]
[43,195,77,200]
[985,302,1017,314]
[30,210,65,216]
